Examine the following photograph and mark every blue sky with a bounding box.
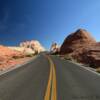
[0,0,100,49]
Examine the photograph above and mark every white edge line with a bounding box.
[67,60,100,76]
[53,56,100,76]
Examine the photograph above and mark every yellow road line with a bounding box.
[51,61,57,100]
[44,55,53,100]
[44,55,57,100]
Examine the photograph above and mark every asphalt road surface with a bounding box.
[0,54,100,100]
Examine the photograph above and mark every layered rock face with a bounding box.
[0,45,24,70]
[60,29,96,54]
[82,43,100,68]
[60,29,100,68]
[20,40,45,54]
[9,40,45,56]
[0,40,45,71]
[0,45,23,59]
[50,43,60,54]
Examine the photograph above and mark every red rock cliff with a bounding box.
[60,29,100,68]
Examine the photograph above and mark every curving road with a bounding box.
[0,54,100,100]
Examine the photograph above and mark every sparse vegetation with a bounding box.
[96,68,100,73]
[64,54,73,60]
[64,54,78,63]
[25,54,35,57]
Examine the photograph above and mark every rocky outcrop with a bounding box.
[60,29,100,68]
[9,40,45,56]
[0,40,45,71]
[0,45,23,59]
[9,47,35,56]
[81,43,100,68]
[20,40,45,54]
[60,29,96,54]
[0,45,25,71]
[50,43,60,54]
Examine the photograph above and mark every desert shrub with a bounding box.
[96,68,100,73]
[35,51,38,55]
[12,55,20,59]
[12,55,25,59]
[25,54,34,57]
[64,54,82,64]
[64,55,74,60]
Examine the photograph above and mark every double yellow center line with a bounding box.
[44,55,57,100]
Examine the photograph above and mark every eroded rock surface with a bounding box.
[60,29,100,68]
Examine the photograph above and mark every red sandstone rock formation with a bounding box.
[60,29,96,54]
[60,29,100,68]
[0,45,24,71]
[0,45,23,58]
[0,40,45,71]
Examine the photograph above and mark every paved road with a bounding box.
[0,54,100,100]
